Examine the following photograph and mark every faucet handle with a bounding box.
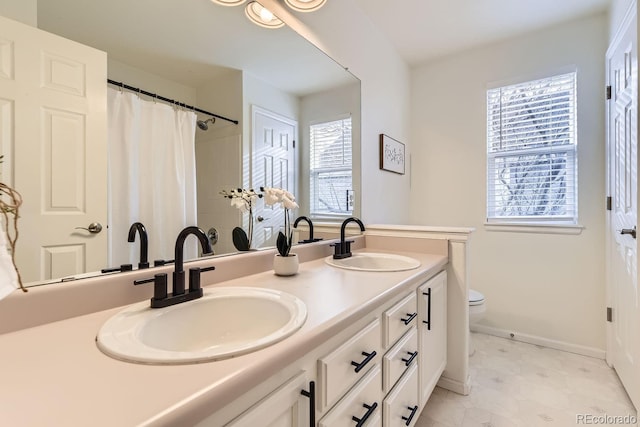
[188,268,203,295]
[188,265,215,293]
[134,273,169,308]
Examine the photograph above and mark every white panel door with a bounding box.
[251,106,296,249]
[607,7,640,410]
[0,15,107,283]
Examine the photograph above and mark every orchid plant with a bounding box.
[220,188,263,251]
[261,187,299,257]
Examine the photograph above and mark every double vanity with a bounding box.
[0,224,472,426]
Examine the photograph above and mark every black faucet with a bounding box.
[173,226,213,296]
[331,217,365,259]
[128,222,149,269]
[293,216,322,244]
[134,226,215,308]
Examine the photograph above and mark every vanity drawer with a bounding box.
[383,363,419,427]
[383,293,417,348]
[383,327,418,393]
[319,318,381,410]
[318,364,382,427]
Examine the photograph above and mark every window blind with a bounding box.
[487,72,577,222]
[309,117,353,216]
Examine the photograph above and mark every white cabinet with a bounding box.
[382,293,417,349]
[382,327,418,393]
[318,364,382,427]
[226,371,312,427]
[383,364,419,427]
[220,270,447,427]
[417,270,447,408]
[318,319,381,411]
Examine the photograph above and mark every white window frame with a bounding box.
[309,115,353,221]
[486,72,579,228]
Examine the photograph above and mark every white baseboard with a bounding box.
[471,324,606,360]
[437,374,471,395]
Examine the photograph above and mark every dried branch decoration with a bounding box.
[0,156,25,292]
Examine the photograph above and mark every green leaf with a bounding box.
[232,227,250,251]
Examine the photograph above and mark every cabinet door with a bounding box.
[226,372,310,427]
[417,271,447,408]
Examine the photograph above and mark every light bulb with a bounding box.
[244,2,284,29]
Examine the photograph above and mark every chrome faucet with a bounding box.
[293,216,322,244]
[128,222,149,269]
[134,226,215,308]
[332,217,365,259]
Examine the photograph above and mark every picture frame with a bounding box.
[379,134,405,175]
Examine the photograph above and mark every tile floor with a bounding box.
[415,332,638,427]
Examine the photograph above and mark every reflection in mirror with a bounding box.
[0,0,360,287]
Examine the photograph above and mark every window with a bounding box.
[487,72,577,223]
[309,117,353,217]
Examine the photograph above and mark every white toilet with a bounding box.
[468,289,486,356]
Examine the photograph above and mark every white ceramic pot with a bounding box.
[273,253,299,276]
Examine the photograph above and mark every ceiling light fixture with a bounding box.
[244,2,284,29]
[284,0,326,13]
[210,0,248,6]
[210,0,326,29]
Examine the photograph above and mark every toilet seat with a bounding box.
[469,289,485,306]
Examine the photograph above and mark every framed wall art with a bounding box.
[379,134,405,175]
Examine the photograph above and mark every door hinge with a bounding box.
[293,139,296,148]
[606,85,612,100]
[607,307,613,322]
[606,196,612,211]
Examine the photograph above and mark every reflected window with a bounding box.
[310,117,353,218]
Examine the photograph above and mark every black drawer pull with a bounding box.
[422,288,432,330]
[401,350,418,367]
[351,351,377,373]
[300,381,315,427]
[352,402,378,427]
[401,312,417,325]
[402,405,419,425]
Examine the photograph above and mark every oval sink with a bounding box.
[96,287,307,364]
[325,252,420,272]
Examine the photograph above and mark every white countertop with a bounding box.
[0,250,447,427]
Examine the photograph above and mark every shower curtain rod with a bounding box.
[107,79,239,125]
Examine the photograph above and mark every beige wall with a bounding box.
[409,13,608,351]
[0,0,36,26]
[610,0,635,40]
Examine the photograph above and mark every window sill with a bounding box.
[484,222,584,235]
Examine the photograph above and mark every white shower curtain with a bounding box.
[107,87,198,267]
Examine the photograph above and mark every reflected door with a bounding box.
[607,8,640,410]
[251,106,297,249]
[0,16,107,283]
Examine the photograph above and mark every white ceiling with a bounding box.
[36,0,356,96]
[353,0,611,65]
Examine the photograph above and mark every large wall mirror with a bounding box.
[0,0,360,287]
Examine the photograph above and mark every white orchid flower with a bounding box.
[282,197,299,210]
[230,197,247,212]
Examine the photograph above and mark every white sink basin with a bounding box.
[325,252,421,272]
[96,287,307,364]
